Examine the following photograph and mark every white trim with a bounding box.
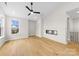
[43,35,67,44]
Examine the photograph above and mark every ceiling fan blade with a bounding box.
[28,13,31,16]
[26,6,31,11]
[33,12,40,14]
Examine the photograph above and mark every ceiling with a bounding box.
[67,8,79,18]
[0,2,63,19]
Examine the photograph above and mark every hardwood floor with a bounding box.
[0,36,78,56]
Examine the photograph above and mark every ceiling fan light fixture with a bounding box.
[31,12,33,14]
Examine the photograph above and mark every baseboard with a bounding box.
[0,36,28,47]
[0,39,8,47]
[42,36,67,45]
[7,37,28,41]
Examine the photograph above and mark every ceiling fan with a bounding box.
[25,2,40,16]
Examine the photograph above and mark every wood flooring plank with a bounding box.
[0,36,78,56]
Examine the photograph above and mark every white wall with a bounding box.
[6,16,28,40]
[36,16,42,37]
[43,3,79,44]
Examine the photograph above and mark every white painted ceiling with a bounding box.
[0,2,63,18]
[67,8,79,18]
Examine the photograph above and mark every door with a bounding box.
[28,20,36,36]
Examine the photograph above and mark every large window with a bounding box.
[0,18,4,38]
[11,19,19,34]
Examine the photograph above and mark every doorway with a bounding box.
[28,20,37,37]
[67,17,79,46]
